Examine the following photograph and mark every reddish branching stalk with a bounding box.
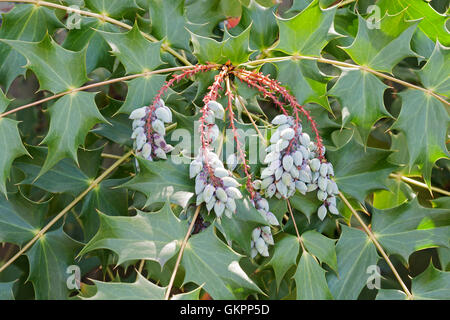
[236,69,324,159]
[145,63,218,139]
[199,65,229,182]
[225,76,256,199]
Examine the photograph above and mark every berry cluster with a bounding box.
[259,114,339,220]
[129,99,174,161]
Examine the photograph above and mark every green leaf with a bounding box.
[328,69,390,144]
[86,273,166,300]
[0,193,46,245]
[190,32,226,64]
[148,0,191,51]
[0,117,29,196]
[377,0,450,46]
[181,227,262,300]
[294,251,333,300]
[411,262,450,300]
[417,42,450,97]
[376,289,407,300]
[372,178,414,210]
[327,136,398,202]
[118,75,167,114]
[301,230,337,272]
[391,89,449,186]
[289,192,321,221]
[80,201,188,266]
[0,4,62,90]
[1,34,89,93]
[222,25,255,65]
[99,23,163,74]
[275,0,337,56]
[0,281,15,300]
[372,197,450,262]
[39,91,106,176]
[171,286,202,300]
[0,88,11,114]
[276,59,331,110]
[84,0,143,19]
[26,228,82,299]
[266,234,300,288]
[63,17,117,73]
[327,225,379,300]
[238,2,278,51]
[122,157,194,208]
[343,12,418,72]
[15,146,89,195]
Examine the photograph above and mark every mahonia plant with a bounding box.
[0,0,449,302]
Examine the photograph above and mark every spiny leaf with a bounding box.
[26,228,82,299]
[0,193,46,245]
[84,0,143,19]
[99,23,163,74]
[301,230,337,272]
[411,262,450,300]
[372,178,414,210]
[274,0,337,56]
[118,75,167,114]
[1,34,89,93]
[266,234,300,289]
[190,32,226,64]
[181,227,263,300]
[328,68,390,144]
[276,59,331,110]
[0,118,29,196]
[0,87,11,113]
[171,286,202,300]
[372,197,450,263]
[326,225,379,300]
[391,89,449,187]
[417,42,450,97]
[327,135,398,202]
[86,273,166,300]
[148,0,191,51]
[0,4,62,90]
[39,91,106,176]
[185,0,227,36]
[122,157,194,208]
[343,12,418,72]
[294,251,333,300]
[80,201,188,266]
[377,0,450,46]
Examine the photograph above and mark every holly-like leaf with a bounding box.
[327,225,379,300]
[276,59,331,110]
[86,273,166,300]
[39,91,106,176]
[0,193,46,245]
[0,118,28,196]
[411,262,450,300]
[1,34,89,93]
[148,0,190,51]
[372,197,450,263]
[26,228,82,299]
[294,251,333,300]
[377,0,450,46]
[190,32,226,64]
[372,178,414,210]
[171,286,202,300]
[80,202,188,266]
[84,0,143,19]
[275,0,337,56]
[0,4,62,90]
[343,12,418,72]
[0,88,9,113]
[301,230,337,272]
[418,42,450,97]
[122,157,194,208]
[118,75,167,114]
[99,23,163,74]
[391,89,449,186]
[0,281,15,300]
[328,68,390,144]
[222,25,255,65]
[181,227,262,300]
[327,136,398,202]
[266,234,300,288]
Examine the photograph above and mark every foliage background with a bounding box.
[0,0,449,300]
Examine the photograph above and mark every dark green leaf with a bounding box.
[266,234,299,288]
[411,262,450,300]
[301,230,337,272]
